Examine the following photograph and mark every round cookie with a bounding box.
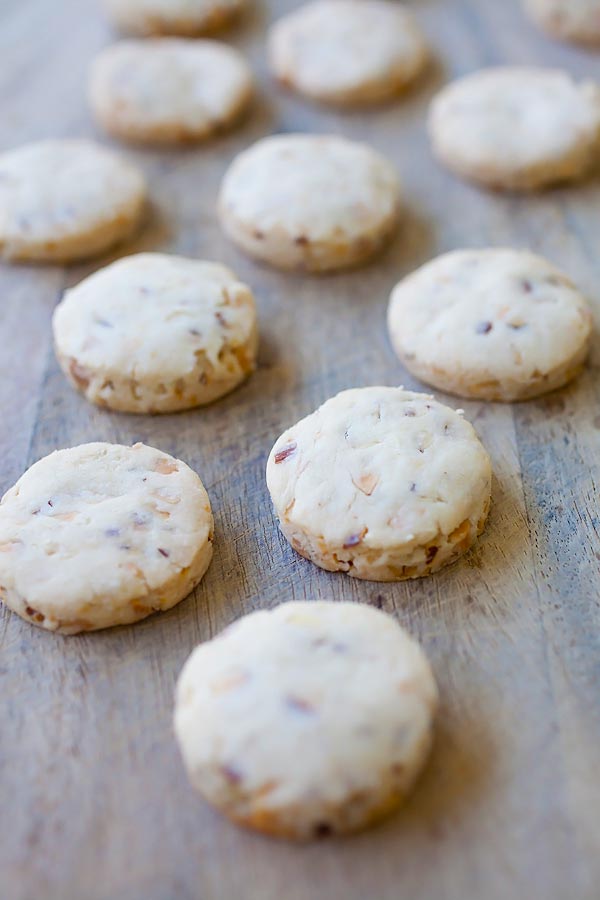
[524,0,600,45]
[174,600,438,839]
[0,442,213,633]
[89,39,253,145]
[0,139,146,263]
[266,387,491,582]
[268,0,428,107]
[428,67,600,191]
[387,248,592,402]
[52,253,258,414]
[218,134,401,272]
[103,0,245,35]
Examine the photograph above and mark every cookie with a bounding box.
[218,134,401,272]
[103,0,245,35]
[268,0,428,107]
[387,248,592,402]
[0,139,146,263]
[174,600,437,839]
[53,253,258,414]
[428,67,600,191]
[525,0,600,45]
[0,442,213,634]
[89,39,253,145]
[266,387,491,581]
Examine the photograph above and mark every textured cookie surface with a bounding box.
[103,0,245,35]
[525,0,600,44]
[268,0,428,106]
[89,39,253,144]
[218,134,401,271]
[53,253,258,413]
[0,443,213,633]
[174,600,438,839]
[429,67,600,190]
[388,249,592,402]
[0,139,146,262]
[266,387,491,581]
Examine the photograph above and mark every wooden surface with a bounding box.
[2,1,600,898]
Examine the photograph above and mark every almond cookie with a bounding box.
[0,139,146,263]
[428,67,600,191]
[53,253,258,413]
[218,134,401,272]
[89,39,253,145]
[103,0,245,35]
[0,442,213,634]
[525,0,600,45]
[388,248,592,402]
[268,0,428,107]
[266,387,491,581]
[174,600,438,839]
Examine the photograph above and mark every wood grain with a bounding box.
[1,1,600,898]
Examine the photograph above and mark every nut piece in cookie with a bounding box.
[387,248,592,401]
[266,386,492,581]
[89,39,253,145]
[0,139,146,263]
[268,0,428,107]
[174,600,438,838]
[218,133,401,272]
[53,253,258,414]
[428,67,600,191]
[0,442,214,633]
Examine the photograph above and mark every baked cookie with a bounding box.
[103,0,245,35]
[89,39,253,145]
[218,134,401,272]
[0,442,213,633]
[0,139,146,262]
[174,600,438,839]
[268,0,428,107]
[525,0,600,45]
[428,67,600,191]
[387,248,592,402]
[53,253,258,414]
[266,386,491,581]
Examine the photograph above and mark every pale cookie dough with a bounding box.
[103,0,245,35]
[89,39,253,145]
[387,248,593,402]
[174,600,438,839]
[268,0,428,107]
[266,387,491,581]
[0,139,146,262]
[525,0,600,45]
[0,443,213,634]
[53,253,258,414]
[218,134,401,272]
[428,67,600,191]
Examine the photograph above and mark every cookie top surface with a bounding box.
[429,67,600,188]
[219,133,400,249]
[0,139,146,258]
[104,0,245,34]
[0,442,212,625]
[89,39,253,142]
[53,253,257,383]
[268,0,427,105]
[175,600,437,836]
[267,387,491,551]
[525,0,600,44]
[388,249,592,396]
